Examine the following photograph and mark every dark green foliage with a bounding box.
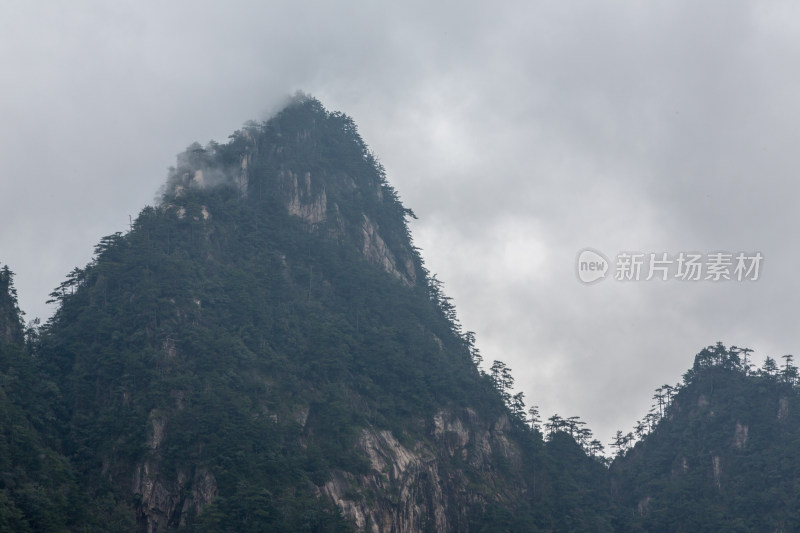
[542,432,615,532]
[0,265,99,530]
[0,266,24,345]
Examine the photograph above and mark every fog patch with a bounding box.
[158,141,235,202]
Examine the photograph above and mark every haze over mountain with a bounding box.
[0,97,797,531]
[5,3,799,454]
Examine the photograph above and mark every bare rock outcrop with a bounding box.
[323,409,522,533]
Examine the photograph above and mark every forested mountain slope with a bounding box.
[3,96,799,532]
[34,96,611,531]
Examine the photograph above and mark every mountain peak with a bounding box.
[161,96,420,286]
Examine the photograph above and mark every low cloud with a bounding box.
[2,1,798,446]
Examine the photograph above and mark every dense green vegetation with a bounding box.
[0,268,93,531]
[1,97,800,531]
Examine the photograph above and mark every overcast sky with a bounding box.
[2,0,799,447]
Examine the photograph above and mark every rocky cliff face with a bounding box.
[360,214,416,285]
[322,409,522,532]
[131,412,218,531]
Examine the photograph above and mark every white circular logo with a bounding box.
[576,248,609,284]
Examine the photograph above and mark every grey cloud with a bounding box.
[1,0,798,446]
